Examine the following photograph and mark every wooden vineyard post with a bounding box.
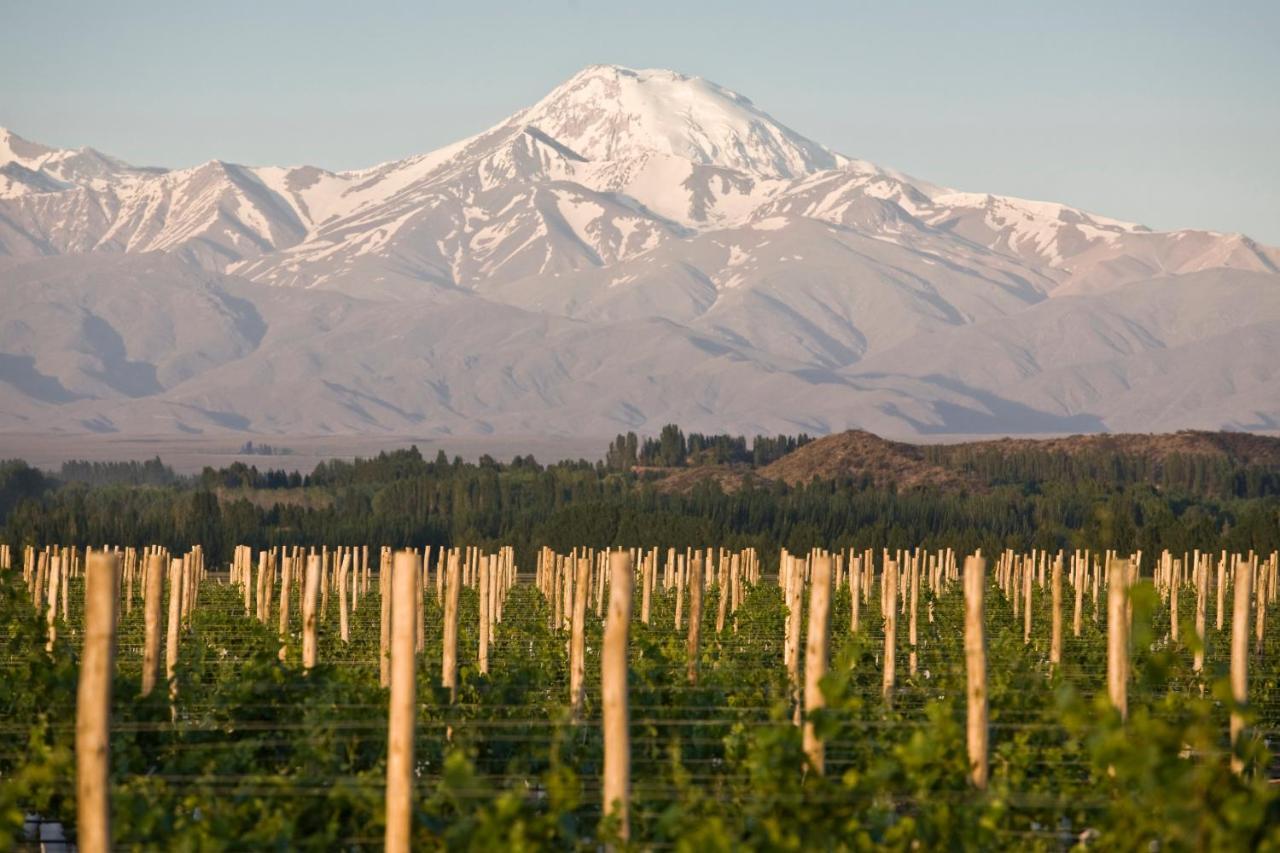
[804,554,832,774]
[243,546,253,617]
[165,558,183,699]
[850,556,861,633]
[1073,553,1084,637]
[785,556,804,697]
[570,557,590,718]
[1050,555,1063,671]
[385,550,417,852]
[1023,557,1033,644]
[77,550,119,853]
[442,550,461,701]
[602,550,633,841]
[45,556,60,652]
[320,549,330,622]
[279,555,293,662]
[686,554,704,685]
[1195,555,1208,672]
[1254,557,1267,657]
[339,552,351,643]
[908,556,919,676]
[256,550,269,623]
[380,550,391,688]
[640,552,652,626]
[883,560,898,706]
[434,547,444,606]
[673,555,685,631]
[716,554,730,634]
[417,550,428,655]
[1107,559,1130,720]
[478,553,491,675]
[1230,561,1252,774]
[141,553,164,696]
[1217,554,1226,631]
[964,555,988,789]
[302,555,321,670]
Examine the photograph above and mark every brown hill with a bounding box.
[758,430,973,491]
[645,429,1280,495]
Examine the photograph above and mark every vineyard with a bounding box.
[4,538,1280,850]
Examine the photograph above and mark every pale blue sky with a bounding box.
[3,1,1277,242]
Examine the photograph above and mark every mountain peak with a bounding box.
[0,127,56,165]
[512,65,844,179]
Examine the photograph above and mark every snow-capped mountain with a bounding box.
[1,65,1277,439]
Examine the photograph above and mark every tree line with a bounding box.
[2,432,1278,571]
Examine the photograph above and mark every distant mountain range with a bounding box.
[2,64,1277,439]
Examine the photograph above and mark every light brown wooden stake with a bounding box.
[850,557,861,633]
[45,556,60,652]
[165,558,183,698]
[1255,558,1267,656]
[385,550,417,853]
[1073,554,1084,638]
[338,552,351,643]
[1050,555,1063,670]
[716,555,730,634]
[570,557,590,718]
[596,550,606,617]
[673,556,684,630]
[379,552,391,687]
[964,555,988,789]
[1217,554,1226,631]
[602,550,633,841]
[908,556,919,676]
[640,553,652,625]
[76,551,119,853]
[1230,561,1252,774]
[686,555,704,685]
[552,557,564,628]
[786,557,804,716]
[442,550,461,700]
[243,547,253,617]
[278,556,293,662]
[181,553,192,625]
[730,552,742,617]
[1107,559,1130,720]
[33,550,46,611]
[478,554,491,675]
[125,550,135,616]
[1171,560,1180,643]
[256,551,269,623]
[803,554,832,775]
[1023,557,1033,644]
[883,560,898,706]
[416,551,426,654]
[141,554,164,696]
[436,547,444,606]
[302,555,321,670]
[1194,556,1207,672]
[362,545,370,596]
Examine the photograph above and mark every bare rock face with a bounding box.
[1,67,1277,438]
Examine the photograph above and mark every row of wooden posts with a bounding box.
[7,542,1274,851]
[227,543,517,685]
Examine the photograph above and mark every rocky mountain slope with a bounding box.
[1,65,1277,439]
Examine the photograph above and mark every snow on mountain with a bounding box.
[1,66,1277,439]
[513,65,845,178]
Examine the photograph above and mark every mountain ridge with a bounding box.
[1,65,1277,440]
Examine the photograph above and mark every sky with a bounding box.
[3,0,1278,242]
